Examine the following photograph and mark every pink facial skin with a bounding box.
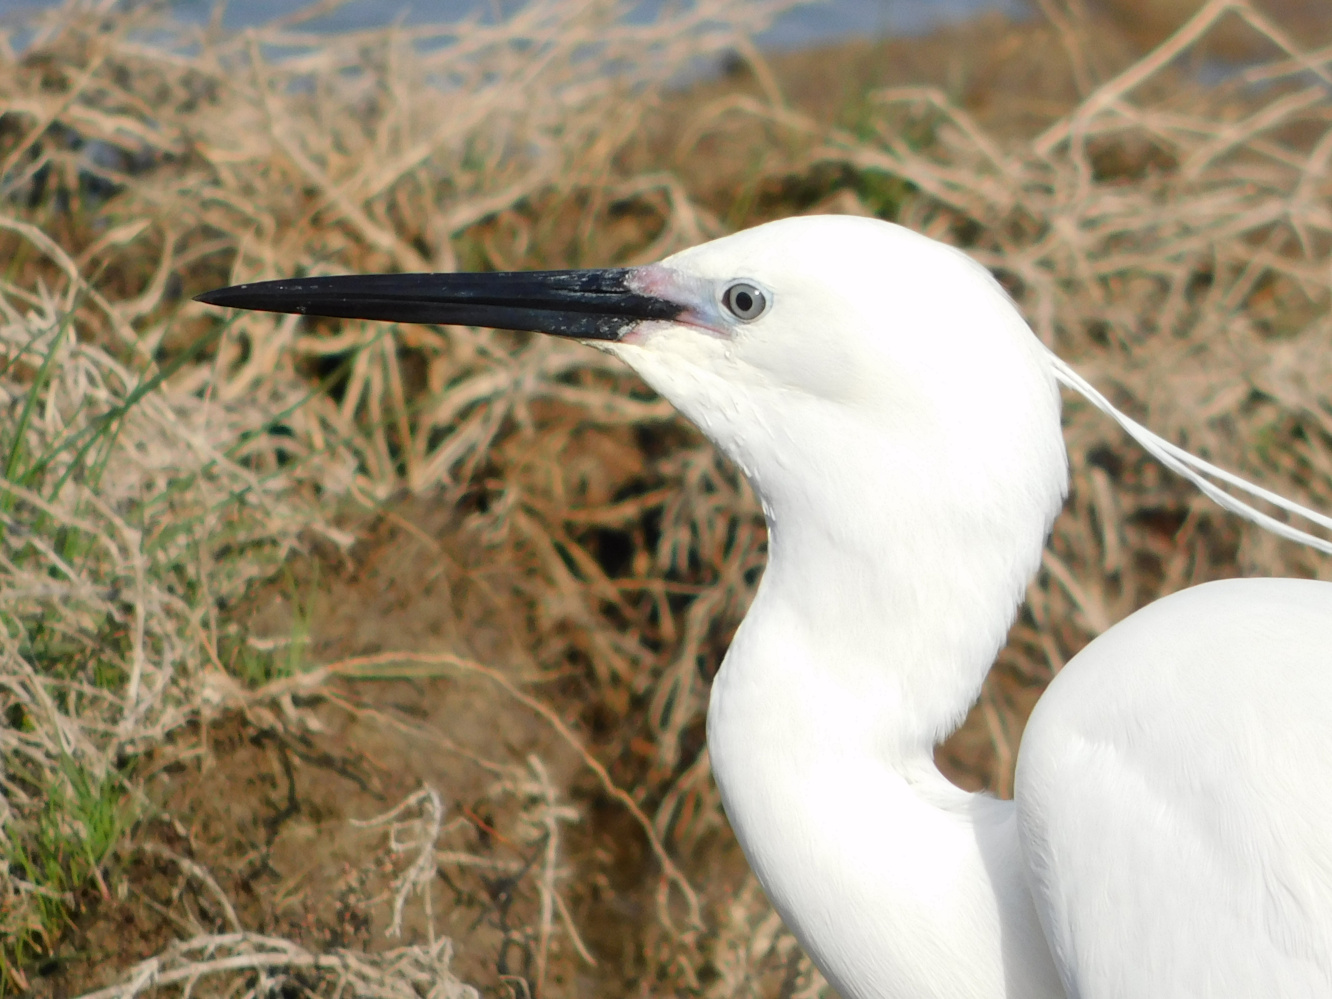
[624,264,732,342]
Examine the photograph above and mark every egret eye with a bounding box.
[722,282,767,321]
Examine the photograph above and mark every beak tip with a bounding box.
[195,288,229,307]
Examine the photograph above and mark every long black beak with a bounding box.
[194,268,682,341]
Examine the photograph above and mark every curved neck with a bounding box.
[706,410,1067,999]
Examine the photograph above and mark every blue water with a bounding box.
[5,0,1027,49]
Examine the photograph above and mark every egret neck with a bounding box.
[700,399,1069,999]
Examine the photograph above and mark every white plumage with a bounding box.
[1020,578,1332,997]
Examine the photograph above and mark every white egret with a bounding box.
[199,215,1332,999]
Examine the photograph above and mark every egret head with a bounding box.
[602,217,1064,500]
[198,215,1067,536]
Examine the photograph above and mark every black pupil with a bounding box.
[734,289,753,313]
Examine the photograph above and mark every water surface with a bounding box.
[8,0,1027,49]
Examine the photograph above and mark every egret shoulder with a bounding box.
[1016,577,1332,998]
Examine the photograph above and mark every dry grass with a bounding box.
[0,0,1329,995]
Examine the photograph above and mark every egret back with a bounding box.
[1016,577,1332,998]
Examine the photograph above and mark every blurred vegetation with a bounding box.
[0,0,1328,996]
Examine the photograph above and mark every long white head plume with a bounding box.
[1048,353,1332,555]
